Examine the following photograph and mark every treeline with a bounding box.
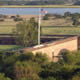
[0,50,80,80]
[0,0,80,5]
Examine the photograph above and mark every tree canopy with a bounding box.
[0,51,80,80]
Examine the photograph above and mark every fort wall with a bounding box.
[24,36,78,61]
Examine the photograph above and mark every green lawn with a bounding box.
[42,26,80,35]
[0,45,24,51]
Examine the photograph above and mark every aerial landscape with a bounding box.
[0,0,80,80]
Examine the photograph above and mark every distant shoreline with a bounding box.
[0,5,80,8]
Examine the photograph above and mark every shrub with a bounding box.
[14,17,23,21]
[0,73,11,80]
[43,14,49,20]
[0,18,4,22]
[10,16,16,19]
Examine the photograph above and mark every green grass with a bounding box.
[0,25,80,35]
[42,26,80,35]
[0,19,16,34]
[0,26,15,34]
[0,45,24,51]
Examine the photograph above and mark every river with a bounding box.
[0,8,80,15]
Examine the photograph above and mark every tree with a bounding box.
[72,19,79,26]
[0,53,18,79]
[64,11,71,18]
[14,18,39,47]
[72,15,80,26]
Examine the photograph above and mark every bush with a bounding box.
[43,14,49,20]
[13,15,23,21]
[0,73,11,80]
[0,18,4,22]
[54,14,63,18]
[14,17,23,21]
[10,16,16,19]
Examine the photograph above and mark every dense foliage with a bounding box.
[0,50,80,80]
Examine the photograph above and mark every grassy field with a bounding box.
[1,25,80,35]
[0,18,80,35]
[0,45,24,51]
[0,5,80,8]
[42,26,80,35]
[0,27,15,34]
[0,19,16,34]
[0,16,79,35]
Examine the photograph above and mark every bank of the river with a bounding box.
[0,5,80,8]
